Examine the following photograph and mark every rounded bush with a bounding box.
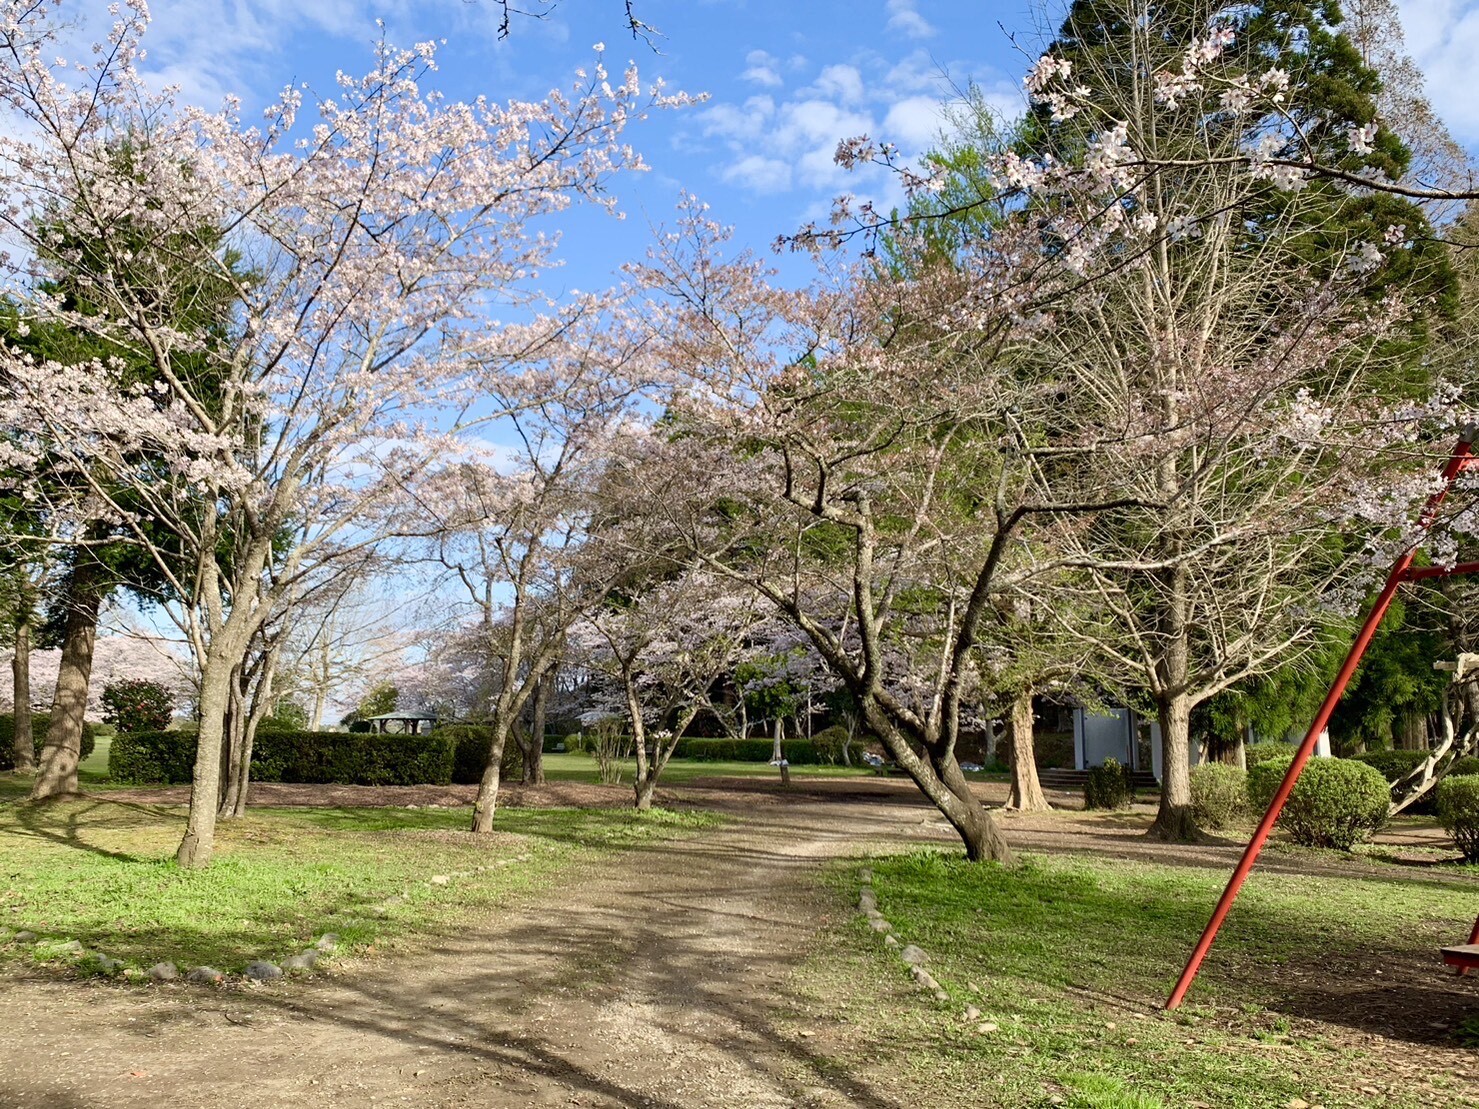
[1248,754,1388,850]
[1436,774,1479,863]
[1190,763,1247,829]
[1245,742,1296,766]
[1084,758,1133,811]
[100,679,175,734]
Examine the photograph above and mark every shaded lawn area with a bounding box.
[524,752,880,783]
[798,850,1479,1109]
[0,794,717,977]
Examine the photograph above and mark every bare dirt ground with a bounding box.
[0,781,1473,1109]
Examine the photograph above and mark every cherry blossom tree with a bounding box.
[571,571,763,808]
[0,0,691,864]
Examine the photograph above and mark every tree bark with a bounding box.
[1005,689,1049,812]
[771,717,783,761]
[471,713,509,834]
[176,656,234,868]
[31,565,104,799]
[11,613,35,774]
[1149,692,1201,841]
[219,663,245,817]
[521,671,549,784]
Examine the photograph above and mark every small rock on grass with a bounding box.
[884,935,899,947]
[899,944,928,965]
[314,933,339,952]
[55,940,84,956]
[934,989,948,1002]
[859,867,873,883]
[976,1021,999,1035]
[187,966,224,985]
[244,960,282,981]
[868,918,892,934]
[147,962,178,981]
[429,875,450,885]
[13,931,36,944]
[281,954,316,974]
[965,1005,982,1021]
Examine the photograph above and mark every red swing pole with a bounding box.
[1165,430,1478,1010]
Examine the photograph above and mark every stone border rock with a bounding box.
[855,865,999,1033]
[2,845,531,987]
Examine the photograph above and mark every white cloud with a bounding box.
[813,64,866,105]
[742,49,784,88]
[721,155,794,193]
[885,0,936,40]
[883,95,946,149]
[1393,0,1479,146]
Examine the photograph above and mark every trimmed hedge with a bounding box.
[1084,758,1134,811]
[1436,774,1479,863]
[108,728,195,784]
[669,736,821,764]
[1247,753,1389,850]
[1190,763,1247,829]
[0,713,99,771]
[1245,742,1296,766]
[110,727,455,786]
[1352,749,1428,782]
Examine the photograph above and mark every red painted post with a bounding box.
[1459,916,1479,978]
[1165,432,1477,1010]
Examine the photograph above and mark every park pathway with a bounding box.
[0,795,940,1109]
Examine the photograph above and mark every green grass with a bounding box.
[536,751,876,783]
[797,850,1479,1109]
[0,797,717,976]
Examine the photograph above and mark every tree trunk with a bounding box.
[176,658,234,868]
[1149,692,1200,841]
[471,707,512,834]
[771,717,783,761]
[219,664,245,818]
[31,566,104,800]
[1005,689,1049,813]
[522,672,549,785]
[11,614,34,774]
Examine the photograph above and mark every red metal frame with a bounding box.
[1166,431,1479,1010]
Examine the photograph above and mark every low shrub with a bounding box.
[1245,742,1295,766]
[430,725,524,785]
[811,725,852,764]
[1248,753,1389,849]
[1084,758,1134,811]
[253,729,455,786]
[669,736,821,764]
[563,732,586,754]
[108,728,194,784]
[1351,749,1428,783]
[112,727,456,786]
[1190,763,1247,829]
[0,713,99,771]
[1453,756,1479,778]
[1436,774,1479,863]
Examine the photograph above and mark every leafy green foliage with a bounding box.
[1189,763,1247,829]
[1248,754,1389,849]
[0,713,98,771]
[1244,742,1295,766]
[429,725,521,785]
[100,678,175,733]
[1083,758,1133,810]
[355,682,399,720]
[110,728,456,786]
[1436,775,1479,863]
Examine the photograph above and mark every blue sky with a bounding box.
[119,0,1479,293]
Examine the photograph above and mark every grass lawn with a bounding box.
[0,794,717,977]
[797,849,1479,1109]
[536,751,878,784]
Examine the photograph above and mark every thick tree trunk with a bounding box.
[1005,689,1049,812]
[521,672,549,785]
[11,615,34,774]
[176,659,234,868]
[771,718,784,761]
[31,568,103,800]
[471,707,512,834]
[1149,692,1200,841]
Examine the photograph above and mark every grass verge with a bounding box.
[0,796,718,977]
[792,849,1479,1109]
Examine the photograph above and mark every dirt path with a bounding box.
[0,796,936,1109]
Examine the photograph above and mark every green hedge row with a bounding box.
[109,727,456,786]
[0,713,99,771]
[669,737,822,764]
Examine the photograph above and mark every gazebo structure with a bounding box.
[363,711,439,736]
